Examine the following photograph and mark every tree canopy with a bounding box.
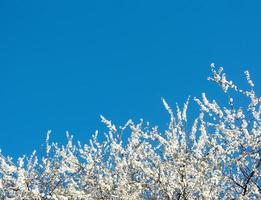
[0,64,260,199]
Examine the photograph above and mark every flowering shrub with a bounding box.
[0,64,260,199]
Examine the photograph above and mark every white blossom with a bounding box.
[0,64,260,199]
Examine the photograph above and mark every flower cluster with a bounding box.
[0,64,260,199]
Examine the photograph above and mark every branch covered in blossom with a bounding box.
[0,64,260,199]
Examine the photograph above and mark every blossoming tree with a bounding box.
[0,64,260,199]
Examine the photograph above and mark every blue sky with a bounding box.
[0,0,260,159]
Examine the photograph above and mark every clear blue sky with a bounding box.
[0,0,260,159]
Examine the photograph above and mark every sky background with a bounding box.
[0,0,260,159]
